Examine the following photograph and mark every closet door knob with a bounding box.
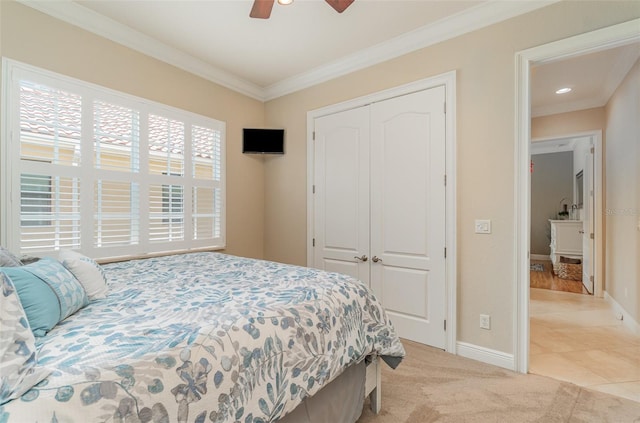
[354,255,368,262]
[372,256,382,263]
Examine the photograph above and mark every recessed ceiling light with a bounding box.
[555,87,572,94]
[278,0,293,4]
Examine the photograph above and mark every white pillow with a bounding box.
[0,273,50,404]
[58,250,108,300]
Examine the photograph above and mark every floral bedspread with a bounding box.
[1,252,405,423]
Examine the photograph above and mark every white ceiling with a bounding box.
[531,42,640,117]
[76,0,482,88]
[20,0,639,111]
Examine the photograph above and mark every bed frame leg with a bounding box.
[368,357,381,414]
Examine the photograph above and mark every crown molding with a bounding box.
[263,0,559,100]
[17,0,266,101]
[531,97,608,118]
[19,0,559,102]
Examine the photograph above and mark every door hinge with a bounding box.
[444,175,447,186]
[312,238,315,247]
[590,275,594,282]
[312,185,315,194]
[590,147,594,154]
[443,102,446,114]
[444,320,447,331]
[590,233,594,239]
[444,247,447,258]
[313,131,315,140]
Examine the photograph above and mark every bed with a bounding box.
[0,252,405,422]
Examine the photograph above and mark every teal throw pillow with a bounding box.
[1,258,88,337]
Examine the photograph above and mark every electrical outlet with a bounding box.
[480,314,491,330]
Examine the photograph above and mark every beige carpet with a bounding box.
[357,340,640,422]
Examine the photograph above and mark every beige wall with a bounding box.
[532,107,606,139]
[605,58,640,322]
[264,2,640,353]
[0,1,266,259]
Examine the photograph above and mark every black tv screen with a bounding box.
[243,128,285,154]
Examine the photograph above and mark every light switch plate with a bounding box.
[475,219,492,234]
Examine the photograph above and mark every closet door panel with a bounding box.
[313,106,370,285]
[380,112,430,257]
[370,86,446,348]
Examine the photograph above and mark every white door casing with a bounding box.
[370,87,447,348]
[313,106,370,285]
[582,147,594,293]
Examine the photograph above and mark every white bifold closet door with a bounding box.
[313,86,446,348]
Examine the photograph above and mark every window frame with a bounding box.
[1,59,226,260]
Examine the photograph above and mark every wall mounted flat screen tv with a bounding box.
[243,128,285,154]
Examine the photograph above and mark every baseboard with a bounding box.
[604,291,640,336]
[530,254,550,261]
[456,342,515,371]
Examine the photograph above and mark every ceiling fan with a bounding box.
[250,0,355,19]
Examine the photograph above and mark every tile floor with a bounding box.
[529,287,640,403]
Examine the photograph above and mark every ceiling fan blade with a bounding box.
[325,0,355,13]
[250,0,275,19]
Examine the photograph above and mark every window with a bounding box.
[2,60,226,259]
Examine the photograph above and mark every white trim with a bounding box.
[1,59,14,248]
[514,19,640,374]
[604,291,640,336]
[592,131,604,299]
[19,0,556,102]
[306,71,457,353]
[456,342,514,371]
[531,137,577,155]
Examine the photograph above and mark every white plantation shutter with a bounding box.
[147,114,186,243]
[192,125,222,240]
[19,174,81,251]
[94,180,140,248]
[94,101,140,172]
[17,79,83,252]
[149,182,184,242]
[148,114,184,176]
[19,80,82,166]
[2,61,226,259]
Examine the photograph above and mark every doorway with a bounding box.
[529,132,602,296]
[514,19,640,374]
